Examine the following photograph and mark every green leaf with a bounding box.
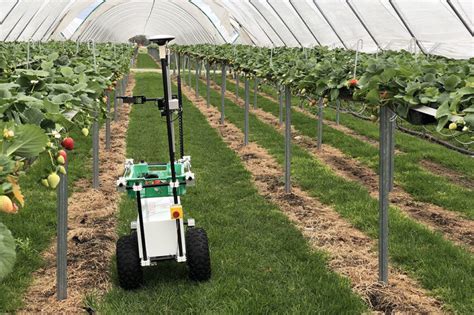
[51,93,73,104]
[441,74,461,91]
[23,108,45,125]
[3,124,48,158]
[435,100,450,119]
[380,68,396,83]
[44,100,60,113]
[436,116,450,132]
[462,105,474,113]
[0,222,16,281]
[60,66,74,78]
[0,89,12,99]
[365,89,380,105]
[464,113,474,128]
[15,95,44,107]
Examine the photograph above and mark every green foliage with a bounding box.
[0,223,15,281]
[173,44,474,134]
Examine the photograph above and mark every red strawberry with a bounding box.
[348,78,358,87]
[61,137,74,150]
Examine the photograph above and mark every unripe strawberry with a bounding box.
[41,178,49,187]
[58,166,66,175]
[0,195,15,213]
[47,172,60,189]
[448,122,457,130]
[462,126,469,132]
[81,128,89,137]
[58,150,67,161]
[61,137,74,150]
[3,128,14,139]
[57,155,65,165]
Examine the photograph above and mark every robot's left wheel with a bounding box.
[116,232,143,290]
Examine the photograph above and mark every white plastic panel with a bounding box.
[268,0,318,47]
[0,0,18,23]
[71,0,224,44]
[290,0,343,47]
[249,0,300,47]
[16,0,72,41]
[315,0,379,52]
[0,0,43,40]
[218,0,276,46]
[346,0,411,52]
[1,0,472,59]
[391,0,474,59]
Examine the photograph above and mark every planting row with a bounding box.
[173,44,474,138]
[0,41,133,281]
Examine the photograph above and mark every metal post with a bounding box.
[336,99,340,125]
[206,61,210,108]
[213,63,217,82]
[220,64,226,124]
[188,56,191,87]
[235,72,239,100]
[92,109,99,189]
[56,159,68,300]
[279,85,283,126]
[121,77,126,99]
[114,83,118,121]
[195,59,199,98]
[285,86,292,194]
[378,105,390,283]
[172,53,176,75]
[253,77,258,109]
[244,77,250,145]
[105,90,111,151]
[317,98,324,150]
[389,113,396,191]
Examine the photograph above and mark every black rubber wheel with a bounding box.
[186,228,211,281]
[116,232,143,290]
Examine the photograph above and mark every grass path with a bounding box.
[97,72,367,313]
[135,52,159,69]
[191,71,474,313]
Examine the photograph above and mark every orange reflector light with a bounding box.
[170,205,183,220]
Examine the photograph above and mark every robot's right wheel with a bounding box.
[186,227,211,281]
[116,232,143,290]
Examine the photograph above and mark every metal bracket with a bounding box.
[133,183,143,191]
[169,180,180,188]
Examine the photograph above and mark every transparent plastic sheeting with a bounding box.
[0,0,472,59]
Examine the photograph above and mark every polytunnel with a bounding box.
[0,0,472,58]
[1,1,474,314]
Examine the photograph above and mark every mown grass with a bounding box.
[211,75,474,219]
[193,72,474,313]
[97,72,367,313]
[0,127,93,311]
[135,52,159,69]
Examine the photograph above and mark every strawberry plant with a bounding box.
[0,41,134,279]
[174,44,473,138]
